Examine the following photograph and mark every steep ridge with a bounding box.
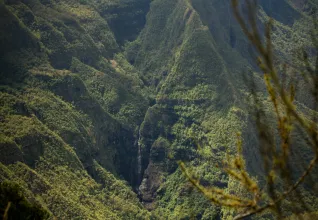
[127,0,250,217]
[126,0,318,218]
[0,0,152,218]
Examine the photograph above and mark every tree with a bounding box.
[180,0,318,219]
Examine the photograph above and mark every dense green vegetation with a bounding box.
[0,0,317,219]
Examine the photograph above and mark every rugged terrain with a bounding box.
[0,0,317,219]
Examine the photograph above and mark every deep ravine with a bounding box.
[1,0,317,219]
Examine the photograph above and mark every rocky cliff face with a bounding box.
[0,0,317,219]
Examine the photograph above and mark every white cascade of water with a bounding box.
[137,126,142,183]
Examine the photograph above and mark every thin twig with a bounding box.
[3,202,11,220]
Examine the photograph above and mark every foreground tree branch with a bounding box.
[181,1,318,219]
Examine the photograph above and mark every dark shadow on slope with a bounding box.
[98,0,151,45]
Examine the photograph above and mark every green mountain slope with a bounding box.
[0,0,317,219]
[127,0,248,217]
[0,0,151,219]
[127,0,318,218]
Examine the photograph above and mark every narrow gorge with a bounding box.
[0,0,317,219]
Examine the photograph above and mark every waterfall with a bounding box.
[137,126,142,184]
